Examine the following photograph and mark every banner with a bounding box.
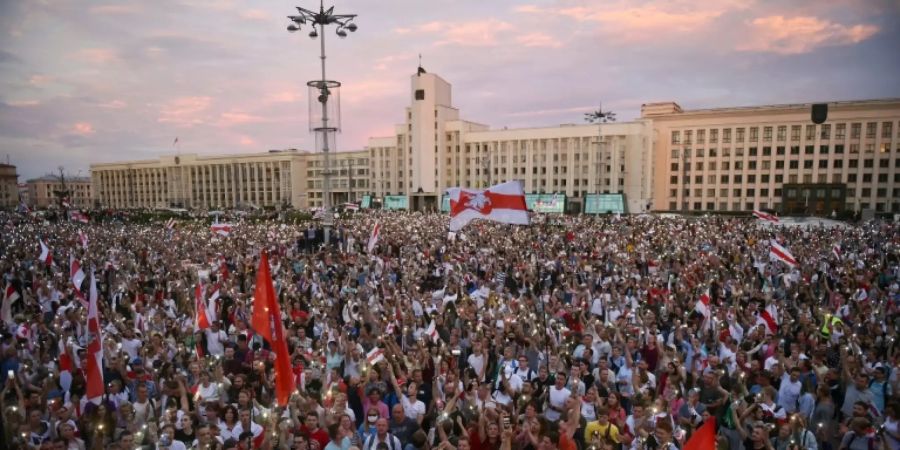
[384,195,409,210]
[584,194,625,214]
[525,194,565,213]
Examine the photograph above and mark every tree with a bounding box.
[584,104,616,123]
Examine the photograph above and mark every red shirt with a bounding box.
[300,425,329,450]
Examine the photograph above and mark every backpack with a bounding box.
[364,432,398,450]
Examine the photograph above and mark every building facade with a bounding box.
[26,175,93,209]
[86,70,900,215]
[366,70,655,213]
[90,150,368,210]
[0,164,18,208]
[646,99,900,213]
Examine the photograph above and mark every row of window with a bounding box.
[671,172,900,185]
[671,122,896,145]
[671,143,895,159]
[672,157,900,172]
[669,202,900,212]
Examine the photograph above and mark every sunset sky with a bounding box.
[2,0,899,179]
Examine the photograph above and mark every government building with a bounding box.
[88,70,900,215]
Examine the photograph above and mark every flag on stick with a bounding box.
[250,251,293,406]
[367,222,380,254]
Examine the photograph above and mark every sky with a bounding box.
[2,0,899,180]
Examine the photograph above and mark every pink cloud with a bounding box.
[28,75,53,86]
[240,9,270,21]
[515,33,563,48]
[395,19,514,47]
[219,111,266,126]
[515,1,747,42]
[71,123,95,136]
[96,100,127,109]
[738,16,879,54]
[239,136,255,146]
[158,96,212,126]
[264,90,302,103]
[89,4,142,15]
[71,48,118,64]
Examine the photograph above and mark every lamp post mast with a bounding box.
[287,2,357,245]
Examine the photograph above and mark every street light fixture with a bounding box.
[285,1,357,245]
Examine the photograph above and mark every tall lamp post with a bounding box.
[286,2,357,244]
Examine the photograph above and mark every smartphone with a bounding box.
[502,416,511,430]
[451,348,461,356]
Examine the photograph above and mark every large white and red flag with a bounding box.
[367,222,380,254]
[85,271,104,404]
[447,181,529,232]
[769,240,798,267]
[38,239,52,265]
[753,210,779,223]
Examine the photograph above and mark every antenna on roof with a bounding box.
[417,53,426,76]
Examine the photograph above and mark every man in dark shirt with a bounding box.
[388,404,419,447]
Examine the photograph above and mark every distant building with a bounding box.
[365,69,654,213]
[645,99,900,213]
[87,71,900,214]
[0,164,18,208]
[90,150,368,210]
[26,175,93,209]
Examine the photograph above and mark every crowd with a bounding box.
[1,209,898,450]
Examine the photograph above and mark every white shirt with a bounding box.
[232,421,263,439]
[467,353,486,380]
[204,329,227,356]
[121,338,142,360]
[545,385,571,422]
[400,394,426,422]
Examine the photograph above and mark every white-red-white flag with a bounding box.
[647,259,659,274]
[194,284,212,331]
[69,211,89,223]
[58,339,73,392]
[210,223,232,237]
[447,181,529,232]
[85,272,104,404]
[70,257,88,308]
[367,222,380,254]
[1,283,20,325]
[769,240,798,267]
[425,320,439,342]
[165,218,176,230]
[366,347,385,366]
[78,231,88,250]
[832,243,842,260]
[755,304,779,334]
[753,210,779,223]
[38,239,52,265]
[694,289,711,318]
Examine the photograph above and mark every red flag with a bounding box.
[251,251,293,406]
[85,272,104,404]
[683,417,716,450]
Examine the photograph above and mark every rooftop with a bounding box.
[642,98,900,119]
